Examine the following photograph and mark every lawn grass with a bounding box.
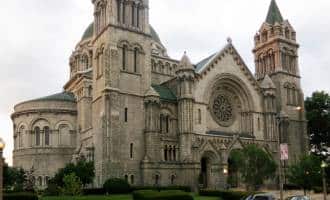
[41,194,221,200]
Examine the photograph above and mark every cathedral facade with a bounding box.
[12,0,308,189]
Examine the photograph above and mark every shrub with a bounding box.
[44,182,60,196]
[133,190,193,200]
[132,185,191,192]
[103,178,131,194]
[82,188,106,195]
[60,173,82,196]
[199,189,256,200]
[3,192,38,200]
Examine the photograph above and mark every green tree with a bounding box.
[228,149,244,187]
[60,173,83,196]
[287,154,322,194]
[305,91,330,152]
[235,145,277,191]
[3,163,26,191]
[51,158,94,187]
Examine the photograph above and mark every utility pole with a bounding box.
[0,138,6,200]
[321,161,328,200]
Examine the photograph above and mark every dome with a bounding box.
[81,22,163,44]
[81,22,94,40]
[22,91,76,104]
[150,25,163,45]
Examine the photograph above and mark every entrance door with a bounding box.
[201,157,208,188]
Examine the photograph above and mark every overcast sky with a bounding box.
[1,0,330,165]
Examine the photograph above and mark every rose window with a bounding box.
[212,94,233,122]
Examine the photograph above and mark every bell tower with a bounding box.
[253,0,299,80]
[253,0,308,162]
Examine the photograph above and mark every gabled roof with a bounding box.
[195,44,230,73]
[195,53,217,72]
[265,0,284,25]
[151,84,177,102]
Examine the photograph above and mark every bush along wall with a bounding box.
[4,192,39,200]
[132,185,191,192]
[133,190,193,200]
[199,189,256,200]
[103,178,131,194]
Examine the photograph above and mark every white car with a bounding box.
[244,193,276,200]
[285,196,311,200]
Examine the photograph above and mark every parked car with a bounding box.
[285,196,311,200]
[244,193,276,200]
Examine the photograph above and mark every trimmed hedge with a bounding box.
[4,192,38,200]
[103,178,131,194]
[133,190,193,200]
[83,188,106,195]
[132,186,191,192]
[199,189,255,200]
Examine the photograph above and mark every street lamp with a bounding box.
[0,137,5,200]
[321,161,328,200]
[276,112,289,200]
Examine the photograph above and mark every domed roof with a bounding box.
[81,22,163,44]
[24,91,76,103]
[81,22,94,40]
[149,26,163,44]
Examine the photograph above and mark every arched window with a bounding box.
[117,0,121,23]
[134,48,138,73]
[137,7,140,28]
[122,1,126,24]
[44,126,50,146]
[122,45,127,70]
[130,175,134,184]
[168,146,172,161]
[45,176,50,186]
[171,175,175,185]
[125,175,128,182]
[164,145,168,161]
[285,28,290,39]
[130,143,133,159]
[124,107,128,122]
[198,109,202,124]
[19,126,25,148]
[165,116,169,133]
[160,114,163,133]
[173,147,176,161]
[131,4,135,26]
[155,174,160,185]
[35,127,41,146]
[38,176,42,186]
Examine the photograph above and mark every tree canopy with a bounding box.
[50,159,94,187]
[228,145,277,191]
[287,154,322,193]
[3,163,26,191]
[305,91,330,152]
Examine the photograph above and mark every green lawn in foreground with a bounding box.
[41,194,220,200]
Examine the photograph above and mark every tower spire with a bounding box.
[266,0,284,24]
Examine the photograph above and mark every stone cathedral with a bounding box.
[12,0,308,189]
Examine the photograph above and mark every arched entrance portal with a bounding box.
[199,151,221,189]
[200,157,209,188]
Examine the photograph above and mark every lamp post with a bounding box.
[321,161,328,200]
[276,112,289,200]
[0,138,5,200]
